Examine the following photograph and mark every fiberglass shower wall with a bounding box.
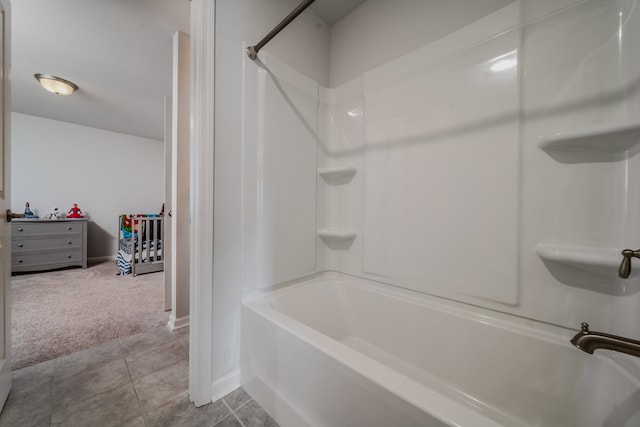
[243,56,320,287]
[242,0,640,337]
[521,0,640,336]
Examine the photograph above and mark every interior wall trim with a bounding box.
[189,0,215,408]
[168,314,190,331]
[211,369,240,403]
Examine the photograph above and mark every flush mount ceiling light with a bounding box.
[34,73,78,96]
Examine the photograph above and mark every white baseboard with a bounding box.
[168,314,190,330]
[211,369,241,403]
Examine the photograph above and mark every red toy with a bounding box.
[66,203,84,218]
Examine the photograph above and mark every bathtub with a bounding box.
[241,273,640,426]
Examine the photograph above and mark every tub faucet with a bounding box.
[619,249,640,278]
[571,322,640,358]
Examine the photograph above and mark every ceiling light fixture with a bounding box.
[34,74,78,96]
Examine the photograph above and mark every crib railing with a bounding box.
[130,215,164,276]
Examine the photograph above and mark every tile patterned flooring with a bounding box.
[0,326,279,427]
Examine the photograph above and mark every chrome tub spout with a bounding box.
[571,323,640,358]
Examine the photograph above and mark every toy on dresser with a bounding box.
[66,203,84,218]
[24,202,38,218]
[43,207,64,220]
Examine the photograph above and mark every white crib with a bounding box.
[117,214,164,276]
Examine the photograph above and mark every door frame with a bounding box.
[188,0,214,407]
[0,0,11,409]
[164,96,173,312]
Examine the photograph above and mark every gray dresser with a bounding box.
[11,218,88,273]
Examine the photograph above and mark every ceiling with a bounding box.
[312,0,367,25]
[12,0,191,141]
[11,0,365,142]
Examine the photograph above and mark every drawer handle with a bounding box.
[67,255,72,259]
[67,241,72,245]
[17,243,23,248]
[17,227,23,232]
[66,226,72,231]
[17,259,22,263]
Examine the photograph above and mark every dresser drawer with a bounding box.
[11,219,88,273]
[12,250,82,268]
[12,237,82,251]
[12,221,83,236]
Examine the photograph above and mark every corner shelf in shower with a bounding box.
[539,118,640,154]
[318,166,357,185]
[317,227,357,242]
[535,243,628,279]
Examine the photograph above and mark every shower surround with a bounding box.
[211,0,640,425]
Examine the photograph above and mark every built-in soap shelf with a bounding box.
[539,118,640,154]
[317,227,357,242]
[535,243,631,279]
[318,166,357,185]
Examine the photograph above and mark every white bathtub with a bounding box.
[241,273,640,427]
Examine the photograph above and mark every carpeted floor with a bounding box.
[11,260,170,370]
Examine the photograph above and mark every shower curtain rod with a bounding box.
[246,0,316,60]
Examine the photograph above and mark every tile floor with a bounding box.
[0,325,279,427]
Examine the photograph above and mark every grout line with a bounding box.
[213,411,244,427]
[232,398,253,413]
[221,398,234,414]
[48,401,53,427]
[51,358,60,383]
[143,389,190,414]
[176,336,189,353]
[122,355,137,389]
[220,397,238,427]
[233,412,247,427]
[215,400,235,427]
[230,398,255,427]
[221,399,248,427]
[141,392,172,427]
[48,363,56,427]
[121,354,146,420]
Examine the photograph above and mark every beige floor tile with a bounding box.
[52,358,131,412]
[145,391,230,427]
[54,339,123,380]
[119,326,175,356]
[133,358,189,410]
[125,338,187,380]
[51,382,141,426]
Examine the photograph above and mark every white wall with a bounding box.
[11,113,164,260]
[329,0,515,87]
[170,31,191,328]
[213,0,329,396]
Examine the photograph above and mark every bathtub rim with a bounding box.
[243,299,511,427]
[243,271,547,427]
[243,271,640,426]
[243,270,575,346]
